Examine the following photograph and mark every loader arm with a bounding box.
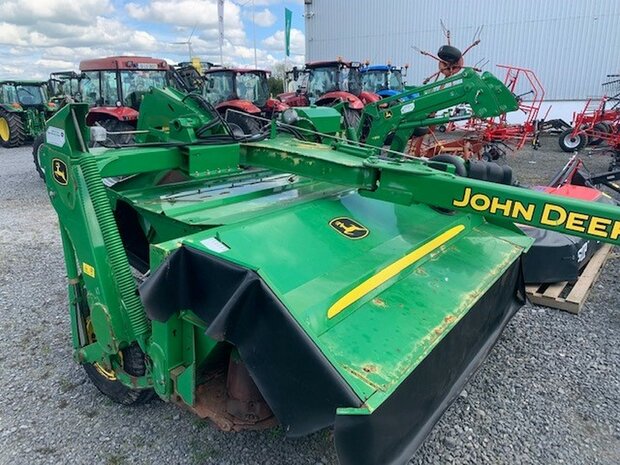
[356,67,518,152]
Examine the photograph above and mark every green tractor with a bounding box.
[0,80,57,148]
[38,75,620,465]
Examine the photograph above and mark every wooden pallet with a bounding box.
[526,244,613,314]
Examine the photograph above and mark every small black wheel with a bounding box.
[0,109,26,148]
[82,290,154,405]
[224,111,262,136]
[558,128,586,152]
[32,134,46,179]
[588,123,610,146]
[83,341,155,405]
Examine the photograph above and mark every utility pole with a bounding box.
[252,0,257,69]
[218,0,224,65]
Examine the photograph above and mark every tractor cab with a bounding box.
[360,64,407,98]
[201,68,288,135]
[279,59,381,111]
[306,60,364,101]
[47,71,85,103]
[203,68,270,108]
[79,56,173,127]
[0,80,51,110]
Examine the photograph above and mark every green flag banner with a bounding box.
[285,8,292,56]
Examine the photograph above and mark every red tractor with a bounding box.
[278,59,381,126]
[79,56,176,138]
[33,56,180,179]
[202,67,288,135]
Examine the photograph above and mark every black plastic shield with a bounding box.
[140,246,362,436]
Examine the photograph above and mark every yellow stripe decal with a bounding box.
[327,224,465,319]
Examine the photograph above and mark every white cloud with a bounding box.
[262,28,304,55]
[126,1,242,29]
[244,8,277,28]
[0,0,304,80]
[2,0,114,26]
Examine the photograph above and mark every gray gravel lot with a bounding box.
[0,137,618,465]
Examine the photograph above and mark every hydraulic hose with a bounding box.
[78,150,150,345]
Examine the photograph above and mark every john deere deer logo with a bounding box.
[329,217,369,239]
[52,159,68,185]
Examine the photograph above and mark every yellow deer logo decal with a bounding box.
[329,217,369,239]
[52,159,68,185]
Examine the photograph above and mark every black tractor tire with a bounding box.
[0,110,26,148]
[32,133,46,179]
[342,107,362,129]
[588,123,610,146]
[83,343,155,405]
[94,119,135,146]
[224,111,262,136]
[437,45,463,64]
[558,128,587,152]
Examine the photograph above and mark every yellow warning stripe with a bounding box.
[327,224,465,319]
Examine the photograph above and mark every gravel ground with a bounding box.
[0,137,618,465]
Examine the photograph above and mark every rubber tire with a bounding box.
[429,154,468,177]
[83,343,155,405]
[32,134,45,179]
[558,128,586,152]
[0,110,26,148]
[224,111,262,135]
[342,107,361,129]
[437,45,463,64]
[95,119,135,146]
[588,123,609,146]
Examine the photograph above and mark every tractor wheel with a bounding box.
[94,119,135,146]
[342,107,361,129]
[558,128,586,152]
[83,340,155,405]
[0,110,26,148]
[588,123,610,146]
[32,134,46,179]
[224,111,262,136]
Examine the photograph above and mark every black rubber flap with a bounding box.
[520,227,602,284]
[140,246,361,436]
[334,259,525,465]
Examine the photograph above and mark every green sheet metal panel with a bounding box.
[178,191,526,406]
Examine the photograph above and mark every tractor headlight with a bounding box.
[281,108,299,125]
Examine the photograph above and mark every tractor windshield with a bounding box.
[120,70,168,110]
[82,71,118,106]
[307,67,339,100]
[2,84,46,106]
[362,71,388,92]
[203,71,237,106]
[81,69,168,108]
[362,70,403,93]
[236,72,269,107]
[307,66,362,101]
[388,70,404,91]
[49,76,81,98]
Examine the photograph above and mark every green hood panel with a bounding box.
[175,189,526,408]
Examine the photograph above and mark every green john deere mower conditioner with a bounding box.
[40,75,620,465]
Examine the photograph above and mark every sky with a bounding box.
[0,0,306,80]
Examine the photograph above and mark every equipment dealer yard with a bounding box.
[0,139,618,465]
